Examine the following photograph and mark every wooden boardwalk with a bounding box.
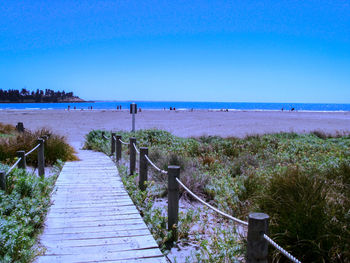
[36,150,167,263]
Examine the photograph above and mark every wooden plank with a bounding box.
[43,222,148,235]
[40,234,157,248]
[45,214,142,224]
[35,149,165,263]
[40,228,152,241]
[36,248,164,263]
[44,218,143,229]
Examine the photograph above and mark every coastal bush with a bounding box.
[0,123,77,165]
[85,129,350,262]
[0,163,59,262]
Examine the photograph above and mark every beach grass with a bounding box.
[85,129,350,262]
[0,122,78,166]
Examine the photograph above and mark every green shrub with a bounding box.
[0,163,58,262]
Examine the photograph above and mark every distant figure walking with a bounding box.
[68,105,70,111]
[170,107,172,110]
[281,107,284,112]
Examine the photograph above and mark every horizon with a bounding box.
[1,1,349,103]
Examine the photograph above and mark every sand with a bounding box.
[0,109,349,149]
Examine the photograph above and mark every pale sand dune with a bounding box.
[1,110,349,149]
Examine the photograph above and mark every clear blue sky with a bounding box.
[0,0,349,103]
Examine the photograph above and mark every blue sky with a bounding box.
[0,0,349,103]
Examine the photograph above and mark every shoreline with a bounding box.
[1,108,350,113]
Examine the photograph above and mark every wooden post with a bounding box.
[116,135,122,162]
[17,151,26,169]
[0,171,5,191]
[129,137,136,175]
[16,122,24,132]
[111,132,116,155]
[139,147,148,191]
[37,138,45,177]
[168,165,180,239]
[102,131,105,139]
[247,213,269,263]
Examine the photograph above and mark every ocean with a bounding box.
[0,101,349,112]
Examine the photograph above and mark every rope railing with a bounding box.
[1,125,47,191]
[263,234,301,263]
[5,157,22,176]
[24,143,40,156]
[119,139,130,145]
[133,143,140,154]
[144,154,168,174]
[103,134,109,140]
[176,177,248,226]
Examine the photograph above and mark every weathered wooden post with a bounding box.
[129,137,136,175]
[0,171,5,191]
[111,132,116,155]
[247,213,269,263]
[16,122,24,132]
[116,135,122,162]
[168,165,180,239]
[17,151,26,169]
[37,138,45,177]
[139,147,148,191]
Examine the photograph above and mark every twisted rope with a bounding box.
[119,139,130,145]
[24,144,40,157]
[133,143,140,154]
[263,234,301,263]
[5,158,22,176]
[176,177,248,226]
[144,154,168,174]
[102,135,109,140]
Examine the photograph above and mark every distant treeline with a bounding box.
[0,88,84,103]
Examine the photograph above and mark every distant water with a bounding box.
[0,101,349,112]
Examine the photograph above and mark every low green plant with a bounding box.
[0,163,59,262]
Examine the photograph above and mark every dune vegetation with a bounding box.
[0,122,78,166]
[0,122,75,262]
[85,129,350,262]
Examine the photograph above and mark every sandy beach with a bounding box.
[0,110,349,149]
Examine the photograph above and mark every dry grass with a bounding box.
[0,123,78,165]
